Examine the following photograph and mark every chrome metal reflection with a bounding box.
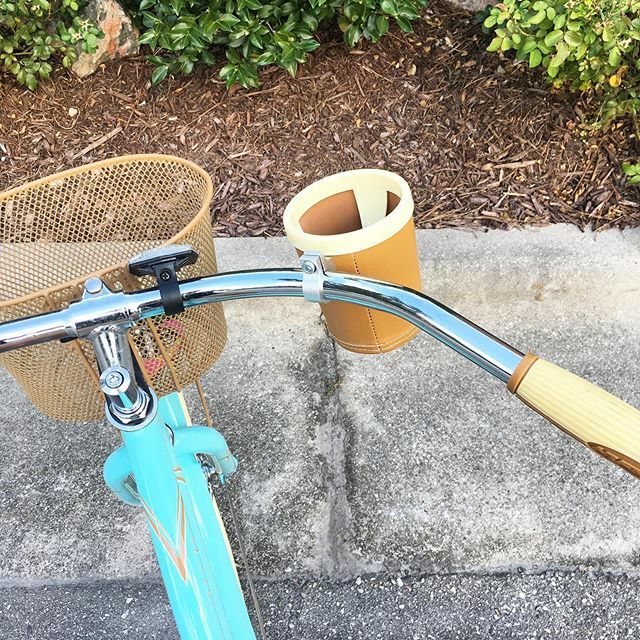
[0,269,524,382]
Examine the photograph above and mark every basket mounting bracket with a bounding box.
[128,245,198,316]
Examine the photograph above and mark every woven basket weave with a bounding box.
[0,155,227,421]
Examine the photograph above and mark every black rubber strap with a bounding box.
[153,263,184,316]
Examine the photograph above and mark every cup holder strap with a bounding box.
[353,186,387,228]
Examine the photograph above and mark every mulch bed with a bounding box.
[1,0,639,235]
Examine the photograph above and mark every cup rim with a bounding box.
[283,169,414,255]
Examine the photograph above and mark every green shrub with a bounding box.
[623,162,640,183]
[134,0,428,88]
[481,0,640,109]
[0,0,102,89]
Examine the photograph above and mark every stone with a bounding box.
[72,0,139,79]
[447,0,497,11]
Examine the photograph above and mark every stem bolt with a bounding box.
[104,370,125,389]
[84,278,104,295]
[302,261,316,274]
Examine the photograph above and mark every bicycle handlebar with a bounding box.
[1,268,640,479]
[0,269,522,380]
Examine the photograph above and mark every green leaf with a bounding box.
[550,41,570,66]
[395,16,412,32]
[564,31,581,48]
[281,58,297,76]
[151,65,169,84]
[609,47,621,68]
[302,13,318,31]
[529,48,542,67]
[219,13,240,28]
[376,14,389,36]
[624,164,640,184]
[201,13,218,36]
[257,50,277,65]
[380,0,397,15]
[200,49,216,65]
[543,30,563,47]
[344,23,362,46]
[85,33,98,50]
[219,62,235,79]
[299,38,319,52]
[528,9,546,25]
[554,14,566,29]
[487,36,502,52]
[138,31,157,45]
[483,13,497,29]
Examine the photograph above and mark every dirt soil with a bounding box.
[1,0,639,236]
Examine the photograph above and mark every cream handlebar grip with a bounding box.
[508,354,640,479]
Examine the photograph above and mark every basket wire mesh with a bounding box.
[0,155,227,421]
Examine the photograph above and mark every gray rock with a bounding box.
[450,0,496,11]
[72,0,139,78]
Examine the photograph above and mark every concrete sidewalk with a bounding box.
[1,225,640,638]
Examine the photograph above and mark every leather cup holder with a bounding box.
[284,170,422,354]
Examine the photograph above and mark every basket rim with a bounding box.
[0,154,214,312]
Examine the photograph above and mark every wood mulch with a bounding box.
[1,0,639,236]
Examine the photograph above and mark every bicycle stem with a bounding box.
[0,268,523,382]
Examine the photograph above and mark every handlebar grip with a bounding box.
[508,354,640,479]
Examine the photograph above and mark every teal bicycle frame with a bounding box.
[103,391,256,639]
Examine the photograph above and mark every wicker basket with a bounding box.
[0,155,227,421]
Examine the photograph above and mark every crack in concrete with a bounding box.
[314,333,379,578]
[304,324,354,577]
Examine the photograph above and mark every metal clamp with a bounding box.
[128,245,198,316]
[300,251,334,303]
[100,365,158,432]
[103,385,158,432]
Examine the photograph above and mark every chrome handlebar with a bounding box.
[0,268,523,383]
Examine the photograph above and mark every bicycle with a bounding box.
[1,156,639,639]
